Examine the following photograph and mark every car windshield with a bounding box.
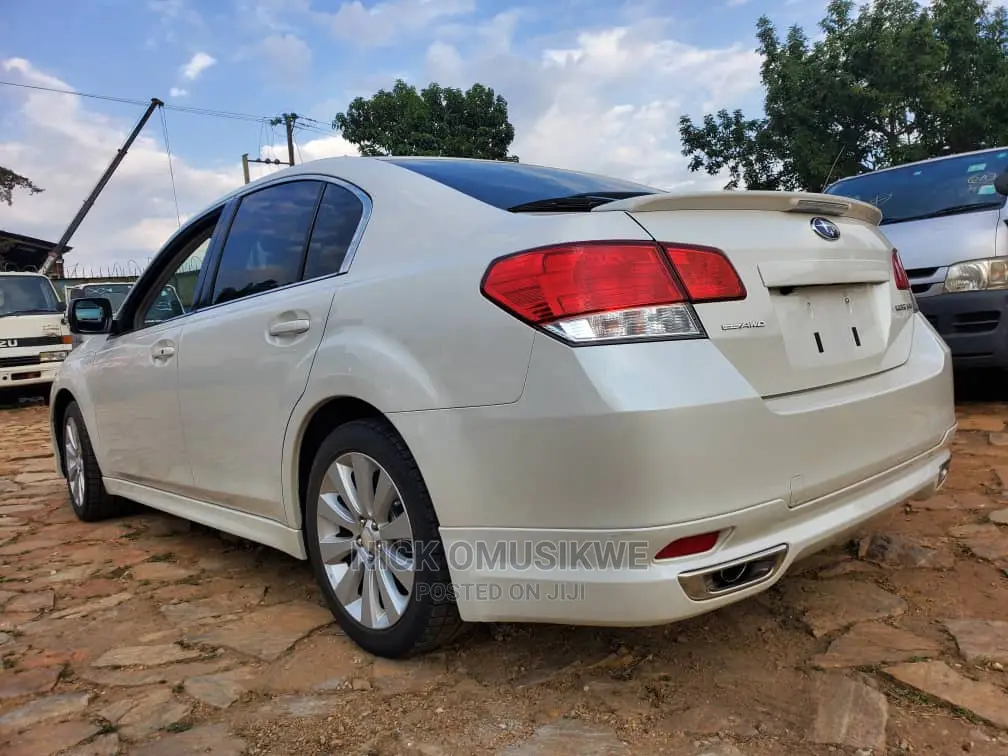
[0,275,63,317]
[824,149,1008,225]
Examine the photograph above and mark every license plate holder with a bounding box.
[776,284,879,367]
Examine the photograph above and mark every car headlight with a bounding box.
[944,258,1008,293]
[38,351,68,363]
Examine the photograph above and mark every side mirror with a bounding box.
[68,297,113,335]
[995,170,1008,197]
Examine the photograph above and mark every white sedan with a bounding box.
[49,156,957,658]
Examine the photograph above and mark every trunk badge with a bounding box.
[811,217,841,241]
[721,320,766,331]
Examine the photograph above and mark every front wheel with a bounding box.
[304,418,463,658]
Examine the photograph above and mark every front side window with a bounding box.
[210,181,323,306]
[140,236,212,327]
[303,183,366,280]
[0,275,63,317]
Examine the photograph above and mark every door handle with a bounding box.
[268,318,310,337]
[151,342,176,360]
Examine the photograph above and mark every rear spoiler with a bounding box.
[593,190,883,227]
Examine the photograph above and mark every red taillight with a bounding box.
[664,245,746,302]
[480,241,745,344]
[892,249,911,291]
[655,531,721,560]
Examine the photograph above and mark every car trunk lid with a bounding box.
[594,191,917,397]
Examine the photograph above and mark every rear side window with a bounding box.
[303,183,366,280]
[383,158,660,210]
[210,180,323,306]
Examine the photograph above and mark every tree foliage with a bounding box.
[0,165,43,206]
[679,0,1008,191]
[333,79,518,161]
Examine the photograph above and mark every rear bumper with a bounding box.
[917,289,1008,369]
[437,431,952,625]
[390,312,956,625]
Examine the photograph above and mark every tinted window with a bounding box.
[825,149,1008,225]
[211,181,322,305]
[384,158,660,210]
[303,183,365,280]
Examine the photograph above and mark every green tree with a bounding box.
[679,0,1008,191]
[333,79,518,161]
[0,165,43,206]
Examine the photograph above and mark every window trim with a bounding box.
[110,202,234,337]
[189,173,373,317]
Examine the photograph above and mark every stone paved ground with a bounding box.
[2,384,1008,755]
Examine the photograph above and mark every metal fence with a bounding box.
[2,255,204,304]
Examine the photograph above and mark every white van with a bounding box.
[825,148,1008,372]
[0,272,73,399]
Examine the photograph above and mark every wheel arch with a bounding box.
[51,388,78,476]
[291,395,403,531]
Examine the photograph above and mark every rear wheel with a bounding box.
[304,418,463,658]
[62,401,127,522]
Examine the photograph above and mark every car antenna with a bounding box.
[820,145,846,192]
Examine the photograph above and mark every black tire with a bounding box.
[61,400,128,522]
[304,418,463,658]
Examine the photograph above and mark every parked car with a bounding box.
[825,148,1008,372]
[0,272,73,400]
[50,157,957,658]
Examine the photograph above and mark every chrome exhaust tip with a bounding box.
[678,544,788,602]
[911,459,951,501]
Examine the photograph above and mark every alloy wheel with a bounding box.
[64,416,86,509]
[315,451,415,630]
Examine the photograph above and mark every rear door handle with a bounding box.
[268,318,310,337]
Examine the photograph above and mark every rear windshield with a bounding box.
[383,158,660,210]
[0,275,63,317]
[825,149,1008,225]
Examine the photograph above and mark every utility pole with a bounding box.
[284,114,295,167]
[269,112,299,166]
[41,97,164,276]
[241,154,286,184]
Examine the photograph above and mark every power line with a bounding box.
[0,79,145,106]
[0,79,273,124]
[159,106,182,228]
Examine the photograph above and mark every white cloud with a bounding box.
[256,33,312,81]
[726,0,749,6]
[0,58,238,270]
[315,0,476,47]
[423,19,760,191]
[180,51,216,81]
[169,87,189,98]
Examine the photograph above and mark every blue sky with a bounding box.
[0,0,827,268]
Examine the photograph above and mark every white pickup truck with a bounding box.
[0,272,73,401]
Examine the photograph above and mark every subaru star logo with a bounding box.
[810,216,841,241]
